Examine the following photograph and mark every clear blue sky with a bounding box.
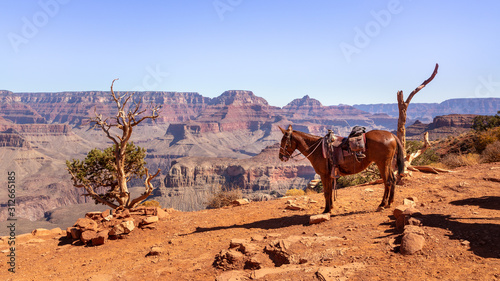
[1,0,499,107]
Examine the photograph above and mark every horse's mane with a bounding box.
[292,130,322,141]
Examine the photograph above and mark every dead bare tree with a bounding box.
[396,63,439,150]
[67,79,161,209]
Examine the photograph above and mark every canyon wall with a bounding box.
[0,88,498,220]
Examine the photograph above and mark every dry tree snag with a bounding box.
[397,63,439,150]
[67,79,162,209]
[394,64,452,174]
[404,132,451,174]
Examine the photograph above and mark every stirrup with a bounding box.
[355,152,366,159]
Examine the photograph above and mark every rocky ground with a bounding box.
[1,162,499,281]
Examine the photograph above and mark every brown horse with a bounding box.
[279,125,405,214]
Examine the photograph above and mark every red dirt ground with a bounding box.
[1,162,499,281]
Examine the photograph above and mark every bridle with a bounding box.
[280,131,323,161]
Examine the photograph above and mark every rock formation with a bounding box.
[406,114,477,140]
[0,87,497,226]
[354,98,499,123]
[158,144,316,211]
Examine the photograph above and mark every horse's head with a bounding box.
[279,125,296,162]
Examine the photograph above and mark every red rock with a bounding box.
[91,230,109,246]
[110,220,135,235]
[31,228,52,236]
[85,211,102,220]
[309,214,331,225]
[74,218,98,232]
[156,207,168,220]
[141,216,159,225]
[101,209,111,218]
[393,205,410,220]
[70,228,82,240]
[80,230,98,244]
[400,232,425,255]
[402,207,421,217]
[232,199,249,206]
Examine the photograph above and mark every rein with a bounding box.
[280,133,324,161]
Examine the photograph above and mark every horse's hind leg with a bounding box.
[376,161,391,211]
[388,171,397,205]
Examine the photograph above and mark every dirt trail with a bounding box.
[1,163,499,281]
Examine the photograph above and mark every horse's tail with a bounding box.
[395,135,405,175]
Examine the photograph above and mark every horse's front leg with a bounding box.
[321,175,333,213]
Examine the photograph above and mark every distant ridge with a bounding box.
[353,98,500,122]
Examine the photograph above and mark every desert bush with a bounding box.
[337,163,380,188]
[207,188,242,209]
[305,188,317,195]
[406,140,423,155]
[309,180,323,194]
[285,188,305,196]
[474,127,500,153]
[441,153,481,168]
[481,141,500,163]
[139,200,160,207]
[472,111,500,131]
[412,149,440,166]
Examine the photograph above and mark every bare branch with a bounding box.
[67,168,119,209]
[406,132,431,164]
[405,63,439,105]
[128,168,161,208]
[110,78,120,106]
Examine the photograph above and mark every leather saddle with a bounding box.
[322,126,367,178]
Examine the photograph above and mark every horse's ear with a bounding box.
[287,124,292,133]
[278,126,286,134]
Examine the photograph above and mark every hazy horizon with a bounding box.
[2,1,500,107]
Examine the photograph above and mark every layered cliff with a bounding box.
[0,88,497,223]
[406,114,477,140]
[156,144,316,211]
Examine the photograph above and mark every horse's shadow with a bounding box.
[450,196,500,211]
[185,210,371,236]
[188,214,311,235]
[420,212,500,259]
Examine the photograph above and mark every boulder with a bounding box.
[404,225,425,236]
[402,207,421,217]
[101,209,111,219]
[74,218,98,232]
[285,203,304,211]
[80,230,98,244]
[232,199,250,206]
[309,213,331,225]
[31,228,52,236]
[109,220,135,235]
[156,207,168,220]
[141,216,159,225]
[393,205,409,220]
[69,227,82,240]
[403,198,417,208]
[400,232,425,255]
[85,211,102,220]
[91,230,109,246]
[147,246,164,256]
[407,217,423,227]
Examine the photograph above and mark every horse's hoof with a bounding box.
[376,206,385,212]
